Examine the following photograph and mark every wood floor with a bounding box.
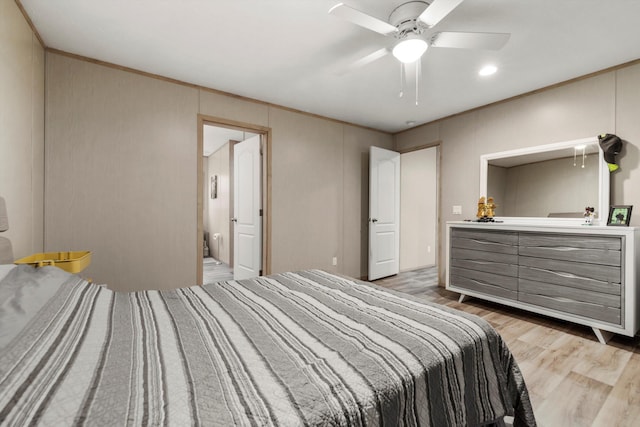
[373,267,640,427]
[203,256,233,283]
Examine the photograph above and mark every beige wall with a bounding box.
[400,147,437,271]
[268,109,394,278]
[342,125,395,278]
[0,0,44,260]
[395,66,640,284]
[45,52,393,290]
[43,42,639,290]
[45,54,199,291]
[205,143,230,263]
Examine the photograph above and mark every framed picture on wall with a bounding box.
[607,205,632,226]
[211,175,218,199]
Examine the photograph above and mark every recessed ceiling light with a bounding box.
[479,65,498,76]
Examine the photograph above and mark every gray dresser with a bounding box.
[446,222,639,344]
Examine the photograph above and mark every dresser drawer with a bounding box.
[519,233,622,250]
[519,280,621,325]
[519,259,621,293]
[451,258,518,277]
[451,247,518,265]
[519,233,622,266]
[451,228,518,245]
[451,237,518,254]
[451,267,518,290]
[519,279,621,308]
[450,274,517,300]
[451,229,518,255]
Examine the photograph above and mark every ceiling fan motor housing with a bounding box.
[389,1,430,39]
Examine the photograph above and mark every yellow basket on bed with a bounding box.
[14,251,92,274]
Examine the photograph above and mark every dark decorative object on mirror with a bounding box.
[607,205,632,226]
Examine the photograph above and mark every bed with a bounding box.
[0,264,535,426]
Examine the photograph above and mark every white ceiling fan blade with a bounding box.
[329,3,397,36]
[430,32,510,50]
[418,0,464,28]
[336,48,390,75]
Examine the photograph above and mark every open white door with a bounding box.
[369,146,400,280]
[233,135,262,280]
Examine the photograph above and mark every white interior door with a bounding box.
[233,135,262,280]
[369,146,400,280]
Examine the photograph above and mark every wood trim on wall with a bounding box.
[197,117,204,284]
[227,140,237,269]
[198,114,272,284]
[396,141,442,154]
[16,0,640,140]
[435,144,443,286]
[14,1,46,47]
[43,46,640,140]
[395,59,640,137]
[45,47,386,135]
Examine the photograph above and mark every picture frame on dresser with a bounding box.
[607,205,632,226]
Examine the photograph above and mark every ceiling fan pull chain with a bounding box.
[399,62,404,98]
[415,60,420,106]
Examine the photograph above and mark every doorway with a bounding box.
[399,145,438,272]
[197,115,271,285]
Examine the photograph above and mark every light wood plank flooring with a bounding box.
[202,257,233,283]
[373,267,640,427]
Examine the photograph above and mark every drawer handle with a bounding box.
[555,271,578,279]
[548,295,575,303]
[527,266,586,281]
[466,277,497,287]
[472,239,511,247]
[531,246,583,252]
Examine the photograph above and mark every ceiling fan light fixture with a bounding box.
[392,38,428,64]
[478,64,498,76]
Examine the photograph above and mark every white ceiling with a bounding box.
[203,125,256,156]
[20,0,640,133]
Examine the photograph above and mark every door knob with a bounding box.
[369,218,378,223]
[231,218,237,223]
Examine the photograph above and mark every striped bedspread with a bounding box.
[0,266,535,426]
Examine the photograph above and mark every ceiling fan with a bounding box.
[329,0,510,103]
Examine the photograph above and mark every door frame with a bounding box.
[197,114,272,285]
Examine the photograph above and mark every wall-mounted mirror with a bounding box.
[480,136,609,224]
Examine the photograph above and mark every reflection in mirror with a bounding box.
[488,151,599,217]
[480,137,609,224]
